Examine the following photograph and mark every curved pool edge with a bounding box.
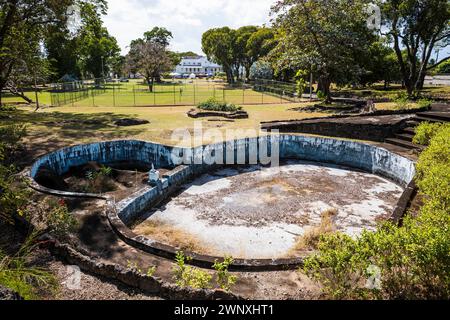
[27,135,417,271]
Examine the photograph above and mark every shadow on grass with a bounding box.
[0,110,149,166]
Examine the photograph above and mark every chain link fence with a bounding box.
[49,78,307,107]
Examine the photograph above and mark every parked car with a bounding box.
[119,78,129,83]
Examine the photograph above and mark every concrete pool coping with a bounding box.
[27,135,417,271]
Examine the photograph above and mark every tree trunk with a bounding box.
[147,77,154,92]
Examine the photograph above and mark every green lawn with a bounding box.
[46,79,297,108]
[0,103,329,160]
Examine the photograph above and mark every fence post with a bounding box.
[133,85,136,106]
[262,91,264,104]
[243,88,245,104]
[173,83,176,105]
[112,83,116,107]
[193,83,196,105]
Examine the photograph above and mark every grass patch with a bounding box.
[290,208,338,254]
[134,220,207,254]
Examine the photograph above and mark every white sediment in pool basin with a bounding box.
[139,161,404,259]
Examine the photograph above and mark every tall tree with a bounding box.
[234,26,259,81]
[77,2,120,79]
[245,28,277,81]
[272,0,375,102]
[378,0,450,96]
[144,27,173,47]
[126,30,174,92]
[202,27,237,84]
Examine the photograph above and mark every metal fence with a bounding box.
[49,78,304,107]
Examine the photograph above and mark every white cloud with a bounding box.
[103,0,274,55]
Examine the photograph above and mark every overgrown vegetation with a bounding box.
[0,235,57,300]
[413,122,448,146]
[303,125,450,300]
[198,98,242,112]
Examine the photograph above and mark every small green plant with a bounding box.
[147,266,157,277]
[85,165,115,193]
[413,122,444,146]
[127,260,142,273]
[0,124,27,164]
[198,98,242,112]
[173,251,212,289]
[213,256,237,292]
[317,90,326,101]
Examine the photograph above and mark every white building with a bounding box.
[174,56,223,76]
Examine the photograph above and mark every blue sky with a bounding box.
[104,0,448,61]
[104,0,274,55]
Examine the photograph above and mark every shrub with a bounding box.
[0,163,30,224]
[197,98,242,112]
[304,125,450,300]
[45,199,78,238]
[413,122,445,146]
[213,256,237,292]
[173,252,212,289]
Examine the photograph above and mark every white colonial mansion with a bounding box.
[174,55,223,76]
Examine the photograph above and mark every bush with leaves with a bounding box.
[45,199,78,238]
[173,251,212,289]
[304,124,450,300]
[197,98,242,112]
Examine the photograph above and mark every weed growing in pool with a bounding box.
[173,251,212,290]
[292,208,338,253]
[85,166,116,193]
[213,256,237,292]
